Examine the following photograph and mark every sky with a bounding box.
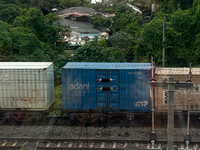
[91,0,102,4]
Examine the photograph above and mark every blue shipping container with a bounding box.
[62,62,153,112]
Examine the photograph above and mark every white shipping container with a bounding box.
[0,62,54,110]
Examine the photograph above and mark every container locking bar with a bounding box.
[97,78,115,82]
[97,87,118,92]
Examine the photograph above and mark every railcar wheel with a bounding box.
[98,114,107,121]
[68,113,77,122]
[127,113,134,120]
[4,112,12,120]
[125,145,138,150]
[33,113,42,121]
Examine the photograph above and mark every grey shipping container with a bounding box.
[0,62,54,111]
[62,62,152,112]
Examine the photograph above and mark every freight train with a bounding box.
[0,62,199,122]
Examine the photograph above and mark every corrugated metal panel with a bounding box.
[62,68,95,110]
[62,62,152,112]
[96,70,120,108]
[156,67,200,75]
[120,69,152,111]
[0,62,54,110]
[155,67,200,112]
[63,62,152,70]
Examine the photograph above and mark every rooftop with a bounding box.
[63,62,152,70]
[0,62,53,69]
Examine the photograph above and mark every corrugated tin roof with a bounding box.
[58,19,107,33]
[63,62,152,70]
[57,6,98,18]
[156,67,200,75]
[0,62,53,69]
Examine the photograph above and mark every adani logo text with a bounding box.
[70,82,89,90]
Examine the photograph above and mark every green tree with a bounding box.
[58,0,90,8]
[91,1,115,13]
[193,0,200,33]
[54,52,72,82]
[10,26,53,61]
[0,4,22,24]
[30,0,60,14]
[169,9,195,43]
[0,21,12,61]
[108,31,134,62]
[13,8,45,34]
[135,15,184,66]
[111,11,142,35]
[0,0,32,8]
[110,2,142,36]
[193,33,200,65]
[71,37,125,62]
[91,14,111,28]
[13,8,68,50]
[108,31,134,49]
[161,0,194,13]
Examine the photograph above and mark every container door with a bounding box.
[108,71,119,108]
[96,70,119,108]
[96,70,108,108]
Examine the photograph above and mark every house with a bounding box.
[57,6,110,46]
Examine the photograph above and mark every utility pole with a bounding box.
[187,63,192,135]
[162,16,166,67]
[151,56,155,133]
[167,78,175,149]
[149,78,193,150]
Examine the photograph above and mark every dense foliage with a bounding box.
[0,0,199,110]
[134,1,200,67]
[0,0,200,83]
[0,1,71,80]
[71,37,125,62]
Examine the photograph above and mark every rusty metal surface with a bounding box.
[154,67,200,112]
[0,62,54,110]
[155,67,200,75]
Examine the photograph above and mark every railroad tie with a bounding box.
[1,141,7,146]
[180,144,184,149]
[157,144,162,148]
[124,143,128,148]
[193,144,199,150]
[112,142,117,148]
[135,143,139,147]
[79,142,83,148]
[36,141,40,146]
[101,142,105,148]
[68,142,73,147]
[146,143,150,149]
[12,141,18,147]
[57,142,61,147]
[46,141,51,147]
[89,142,94,148]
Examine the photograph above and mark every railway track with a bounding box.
[0,137,198,150]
